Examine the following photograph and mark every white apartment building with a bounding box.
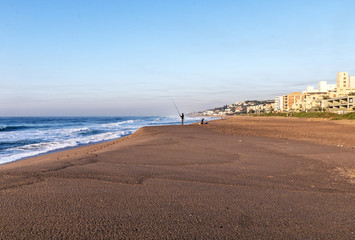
[350,76,355,88]
[274,96,283,112]
[336,72,355,96]
[304,81,336,93]
[319,81,336,92]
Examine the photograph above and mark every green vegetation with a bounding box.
[254,112,355,120]
[292,112,337,118]
[331,112,355,120]
[255,112,288,117]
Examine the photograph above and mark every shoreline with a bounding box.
[0,133,134,166]
[0,126,145,170]
[2,116,354,170]
[0,116,211,166]
[0,117,354,238]
[5,114,353,167]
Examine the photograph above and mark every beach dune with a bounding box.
[0,117,354,239]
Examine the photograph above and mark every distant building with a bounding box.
[202,110,214,116]
[326,95,355,112]
[304,81,336,94]
[350,76,355,88]
[286,92,304,111]
[319,81,336,92]
[317,72,355,112]
[247,105,262,114]
[336,72,355,96]
[234,106,244,113]
[302,92,327,111]
[274,96,283,112]
[282,95,289,112]
[306,86,316,92]
[301,81,336,111]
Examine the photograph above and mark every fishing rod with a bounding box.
[171,98,181,116]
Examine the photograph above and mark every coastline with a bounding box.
[4,116,353,169]
[0,118,354,239]
[0,134,135,167]
[0,116,208,165]
[0,126,144,170]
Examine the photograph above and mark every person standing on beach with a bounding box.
[180,113,184,125]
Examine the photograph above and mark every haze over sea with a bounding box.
[0,116,208,164]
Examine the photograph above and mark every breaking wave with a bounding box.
[0,116,211,164]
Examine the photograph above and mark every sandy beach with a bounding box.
[0,116,354,239]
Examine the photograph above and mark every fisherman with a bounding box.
[200,118,204,125]
[171,98,184,125]
[180,113,184,125]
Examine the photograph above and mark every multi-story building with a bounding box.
[247,104,264,114]
[302,92,327,111]
[282,95,289,112]
[336,72,355,96]
[272,72,355,113]
[326,96,355,113]
[321,72,355,112]
[350,76,355,88]
[274,96,283,112]
[319,81,336,92]
[246,102,274,114]
[301,81,336,111]
[287,92,304,111]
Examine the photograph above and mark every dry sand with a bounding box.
[206,116,355,148]
[0,117,354,239]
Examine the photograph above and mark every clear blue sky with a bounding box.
[1,0,355,116]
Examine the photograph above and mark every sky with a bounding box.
[1,0,355,116]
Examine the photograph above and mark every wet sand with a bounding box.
[0,117,354,239]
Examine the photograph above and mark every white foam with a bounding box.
[0,117,215,164]
[0,130,134,163]
[99,120,142,129]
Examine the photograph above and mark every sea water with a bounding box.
[0,116,210,164]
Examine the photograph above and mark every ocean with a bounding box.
[0,116,209,164]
